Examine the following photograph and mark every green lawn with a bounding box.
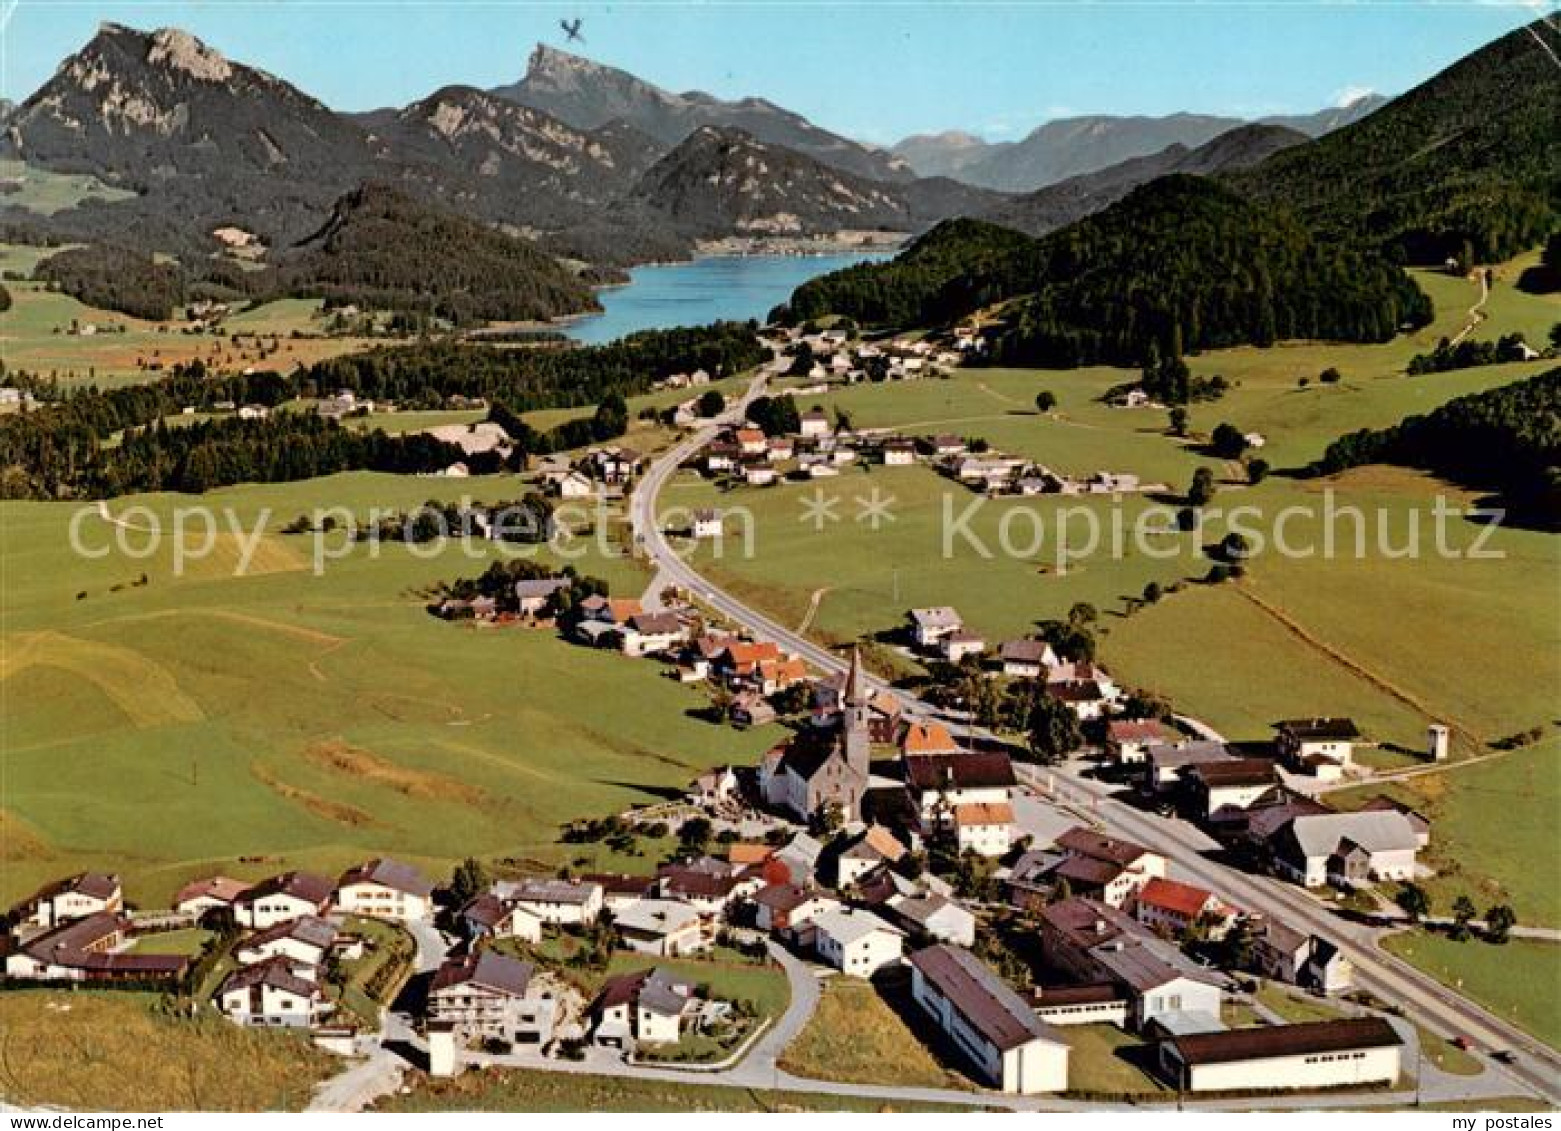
[0,472,782,906]
[1332,739,1561,927]
[0,990,334,1111]
[1383,933,1561,1051]
[1059,1024,1168,1097]
[0,159,136,215]
[130,927,215,956]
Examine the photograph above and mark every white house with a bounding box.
[335,858,435,923]
[235,915,338,973]
[998,638,1057,679]
[811,909,904,977]
[1132,878,1224,937]
[953,802,1014,858]
[889,893,977,947]
[499,879,604,925]
[908,606,963,649]
[591,967,698,1047]
[427,950,556,1046]
[12,873,122,930]
[798,410,832,439]
[1274,718,1362,774]
[1158,1018,1402,1093]
[458,893,545,944]
[173,876,251,918]
[941,630,987,664]
[217,959,330,1028]
[909,945,1070,1094]
[233,872,335,930]
[614,899,709,957]
[1271,811,1421,889]
[691,508,723,539]
[621,612,686,658]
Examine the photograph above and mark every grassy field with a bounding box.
[129,926,215,956]
[1383,933,1561,1051]
[0,472,782,906]
[376,1066,980,1112]
[779,975,971,1090]
[0,160,136,215]
[0,990,335,1111]
[0,250,386,386]
[1059,1024,1167,1096]
[1332,739,1560,927]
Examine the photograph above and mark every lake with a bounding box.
[564,252,890,344]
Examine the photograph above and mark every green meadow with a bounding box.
[0,159,136,216]
[0,472,779,907]
[1383,933,1561,1050]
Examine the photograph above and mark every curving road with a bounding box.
[628,369,1561,1108]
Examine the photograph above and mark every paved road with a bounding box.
[627,374,1561,1108]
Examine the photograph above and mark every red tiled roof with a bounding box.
[1136,877,1215,919]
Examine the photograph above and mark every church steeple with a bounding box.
[843,646,871,776]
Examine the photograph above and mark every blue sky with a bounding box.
[2,2,1549,143]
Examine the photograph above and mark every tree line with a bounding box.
[1315,367,1560,528]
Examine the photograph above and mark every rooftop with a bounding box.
[910,944,1064,1052]
[1166,1018,1402,1066]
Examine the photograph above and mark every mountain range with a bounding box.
[889,96,1388,190]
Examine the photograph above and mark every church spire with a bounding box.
[845,645,868,709]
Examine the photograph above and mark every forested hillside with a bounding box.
[785,177,1429,366]
[35,244,187,320]
[1235,19,1561,264]
[275,185,598,326]
[1317,368,1561,526]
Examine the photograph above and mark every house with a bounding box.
[591,967,699,1047]
[1142,741,1239,794]
[704,442,739,474]
[335,858,435,922]
[904,751,1017,834]
[1157,1018,1402,1093]
[622,612,686,658]
[1005,849,1058,911]
[798,410,832,439]
[715,640,783,683]
[546,469,595,499]
[614,899,709,956]
[457,894,544,944]
[810,909,904,977]
[755,657,808,696]
[1252,920,1354,995]
[173,876,251,918]
[513,578,570,616]
[4,913,190,985]
[12,873,122,930]
[1039,898,1227,1031]
[579,873,656,913]
[735,428,768,456]
[954,802,1014,857]
[235,915,338,972]
[1360,796,1432,849]
[998,638,1057,679]
[833,825,909,888]
[768,436,795,461]
[1105,720,1176,765]
[1274,718,1361,777]
[1183,759,1282,825]
[909,945,1070,1094]
[1269,810,1422,889]
[750,884,839,933]
[927,434,966,457]
[500,879,604,925]
[1047,677,1116,721]
[691,508,723,539]
[687,766,740,806]
[769,833,824,887]
[882,440,916,466]
[656,861,757,914]
[744,464,778,487]
[233,872,335,930]
[888,893,977,947]
[217,958,330,1028]
[1132,879,1224,938]
[428,951,556,1046]
[908,606,963,649]
[730,691,778,728]
[901,721,960,756]
[941,630,987,664]
[1052,827,1167,907]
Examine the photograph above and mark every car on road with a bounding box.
[1453,1036,1476,1052]
[1491,1050,1518,1065]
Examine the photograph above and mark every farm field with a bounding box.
[377,1066,980,1112]
[0,249,388,386]
[0,471,782,907]
[1332,740,1561,927]
[779,974,973,1090]
[1382,933,1561,1051]
[0,159,137,215]
[0,990,335,1111]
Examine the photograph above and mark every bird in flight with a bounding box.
[560,18,585,44]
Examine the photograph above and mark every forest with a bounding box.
[35,243,188,321]
[783,177,1431,368]
[1315,368,1561,527]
